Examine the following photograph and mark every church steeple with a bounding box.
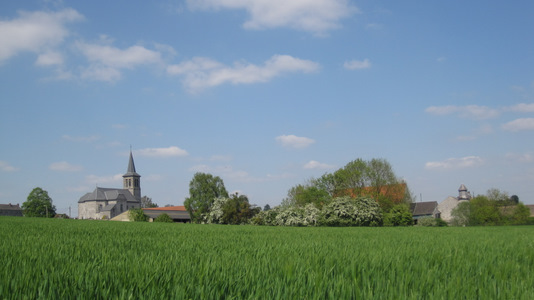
[123,150,141,201]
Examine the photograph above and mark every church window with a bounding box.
[120,204,123,212]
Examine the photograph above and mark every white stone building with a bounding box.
[78,151,141,219]
[437,184,472,222]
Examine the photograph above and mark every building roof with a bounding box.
[78,187,138,203]
[0,203,22,211]
[143,210,191,220]
[123,151,140,178]
[410,201,439,216]
[143,206,187,211]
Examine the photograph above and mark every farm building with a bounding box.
[78,151,142,219]
[110,206,191,222]
[142,206,191,222]
[410,201,440,222]
[0,203,23,217]
[437,184,472,222]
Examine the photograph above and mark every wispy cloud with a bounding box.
[425,156,483,170]
[505,152,533,163]
[187,0,358,35]
[425,105,500,120]
[76,38,167,82]
[167,55,319,92]
[276,135,315,149]
[0,8,83,64]
[303,160,335,170]
[343,59,371,70]
[49,161,83,172]
[136,146,188,158]
[502,118,534,132]
[0,161,18,172]
[506,103,534,113]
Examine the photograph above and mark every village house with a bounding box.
[0,203,23,217]
[78,151,142,219]
[410,201,440,222]
[437,184,472,222]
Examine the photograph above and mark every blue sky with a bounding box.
[1,0,534,216]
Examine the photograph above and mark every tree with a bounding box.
[451,201,471,226]
[383,204,413,226]
[285,158,412,212]
[154,213,173,223]
[141,196,158,208]
[263,204,271,211]
[206,193,260,225]
[511,203,530,225]
[284,184,331,209]
[184,172,228,223]
[22,187,56,218]
[129,208,148,222]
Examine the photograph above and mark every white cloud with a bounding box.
[425,105,500,120]
[167,55,319,92]
[425,156,483,170]
[506,103,534,113]
[49,161,83,172]
[303,160,335,170]
[505,152,533,163]
[276,134,315,149]
[62,134,100,143]
[76,41,166,82]
[187,0,358,35]
[502,118,534,132]
[136,146,189,157]
[86,174,123,185]
[0,8,83,63]
[0,161,18,172]
[35,51,64,66]
[343,59,371,70]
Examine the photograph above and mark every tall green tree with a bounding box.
[22,187,56,218]
[141,196,158,208]
[184,172,228,223]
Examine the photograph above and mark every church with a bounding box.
[78,151,142,219]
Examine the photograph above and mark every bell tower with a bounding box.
[123,150,141,201]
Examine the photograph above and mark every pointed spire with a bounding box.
[127,150,136,173]
[123,150,140,177]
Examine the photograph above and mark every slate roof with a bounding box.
[0,203,23,216]
[143,206,187,211]
[0,203,22,210]
[78,187,138,203]
[123,151,140,178]
[410,201,439,216]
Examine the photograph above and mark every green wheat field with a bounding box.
[1,217,533,299]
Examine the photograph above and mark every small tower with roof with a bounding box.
[123,150,141,201]
[458,184,471,201]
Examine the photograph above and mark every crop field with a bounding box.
[1,217,533,299]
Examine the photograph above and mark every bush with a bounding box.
[417,217,449,227]
[129,208,148,222]
[154,213,173,223]
[383,204,413,226]
[318,196,382,227]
